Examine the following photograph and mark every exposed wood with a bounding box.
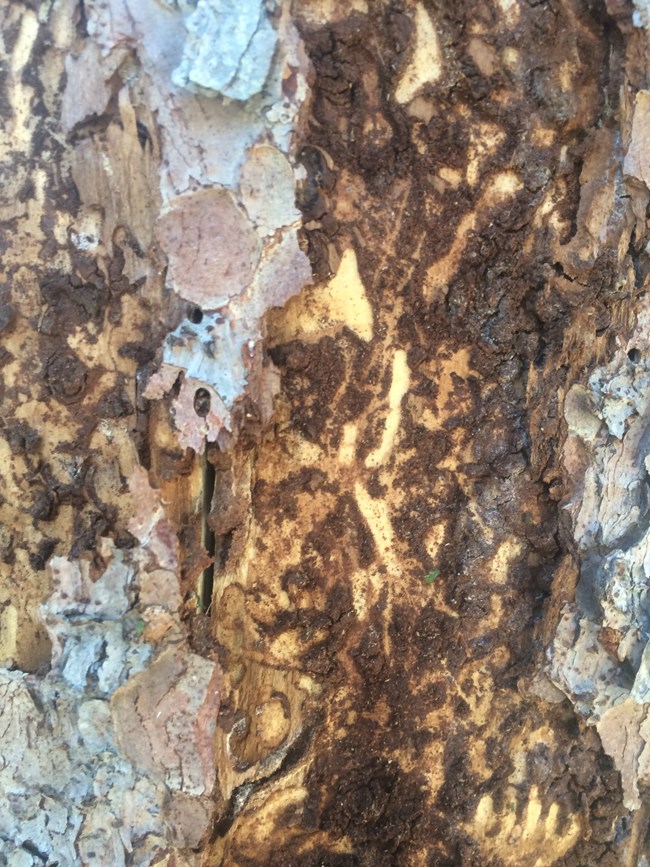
[208,1,650,865]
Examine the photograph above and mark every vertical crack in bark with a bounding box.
[200,450,216,613]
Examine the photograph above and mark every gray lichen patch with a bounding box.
[541,78,650,814]
[633,1,650,30]
[172,0,278,101]
[145,313,253,451]
[550,311,650,809]
[0,472,220,863]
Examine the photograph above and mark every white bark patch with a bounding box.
[60,41,127,131]
[624,92,650,189]
[84,0,313,453]
[240,144,302,235]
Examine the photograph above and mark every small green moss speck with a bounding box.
[523,512,532,525]
[424,569,440,585]
[136,619,145,636]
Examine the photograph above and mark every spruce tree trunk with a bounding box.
[2,1,650,865]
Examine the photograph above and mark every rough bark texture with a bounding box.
[0,1,308,863]
[3,0,650,865]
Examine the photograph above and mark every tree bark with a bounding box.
[2,1,650,865]
[0,1,308,863]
